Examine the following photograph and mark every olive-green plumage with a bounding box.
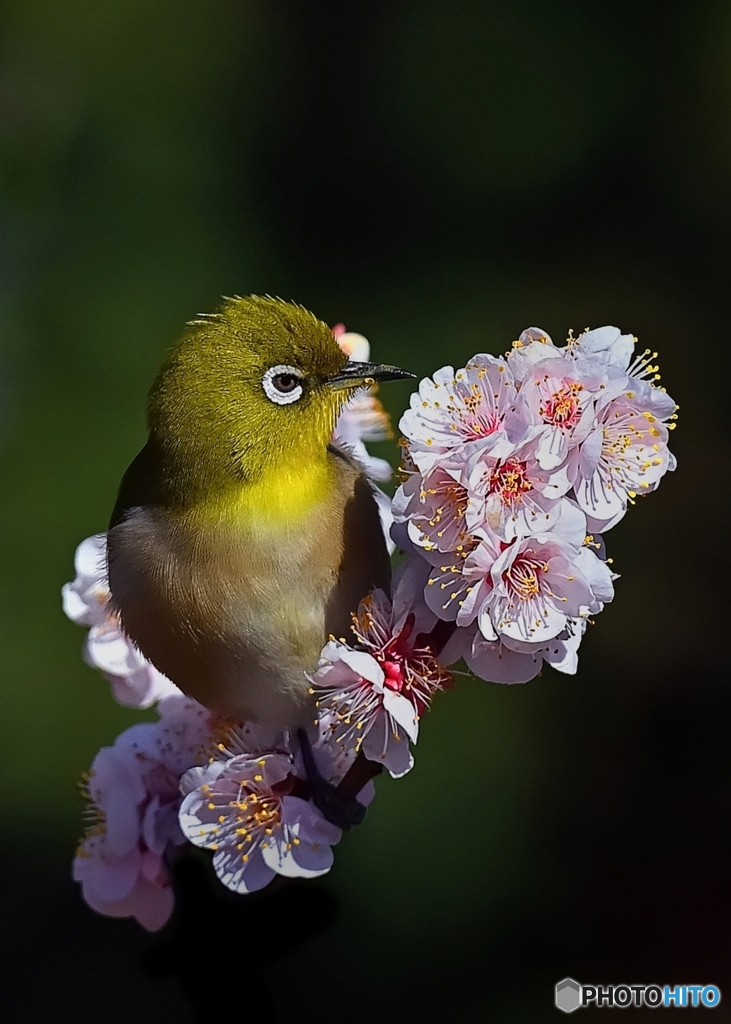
[107,296,410,725]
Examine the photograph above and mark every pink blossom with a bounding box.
[441,616,587,684]
[464,436,574,540]
[399,355,527,475]
[73,696,211,930]
[573,374,677,531]
[483,534,613,645]
[569,325,636,374]
[179,753,341,894]
[507,327,677,516]
[506,326,639,474]
[508,325,634,382]
[310,584,451,777]
[423,533,501,631]
[504,326,565,382]
[394,460,474,554]
[311,641,416,778]
[333,384,393,483]
[395,328,672,682]
[331,322,348,342]
[423,501,614,646]
[516,355,607,471]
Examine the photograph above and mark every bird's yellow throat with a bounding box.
[182,448,337,533]
[232,455,335,529]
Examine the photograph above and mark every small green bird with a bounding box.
[107,295,413,728]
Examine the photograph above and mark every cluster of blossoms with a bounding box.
[65,324,676,930]
[393,326,677,682]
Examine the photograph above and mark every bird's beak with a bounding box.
[327,361,416,390]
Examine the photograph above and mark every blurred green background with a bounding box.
[1,1,729,1021]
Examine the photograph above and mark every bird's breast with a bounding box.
[106,449,391,725]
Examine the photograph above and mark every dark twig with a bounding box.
[298,728,368,830]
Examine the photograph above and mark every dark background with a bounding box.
[1,1,729,1021]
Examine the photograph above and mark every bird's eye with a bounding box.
[262,364,305,406]
[274,373,298,393]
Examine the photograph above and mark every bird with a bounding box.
[106,295,414,729]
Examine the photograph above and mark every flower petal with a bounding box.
[213,846,276,895]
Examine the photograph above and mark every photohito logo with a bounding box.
[555,979,721,1012]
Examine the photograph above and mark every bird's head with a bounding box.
[147,295,413,499]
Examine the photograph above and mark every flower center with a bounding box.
[539,381,583,429]
[381,658,405,692]
[489,458,532,507]
[504,556,545,601]
[231,788,282,846]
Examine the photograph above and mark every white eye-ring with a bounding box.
[262,364,304,405]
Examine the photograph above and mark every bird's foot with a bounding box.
[297,729,369,832]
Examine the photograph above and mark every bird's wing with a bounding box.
[325,445,392,640]
[108,440,163,530]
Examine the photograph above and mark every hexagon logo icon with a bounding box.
[555,978,582,1013]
